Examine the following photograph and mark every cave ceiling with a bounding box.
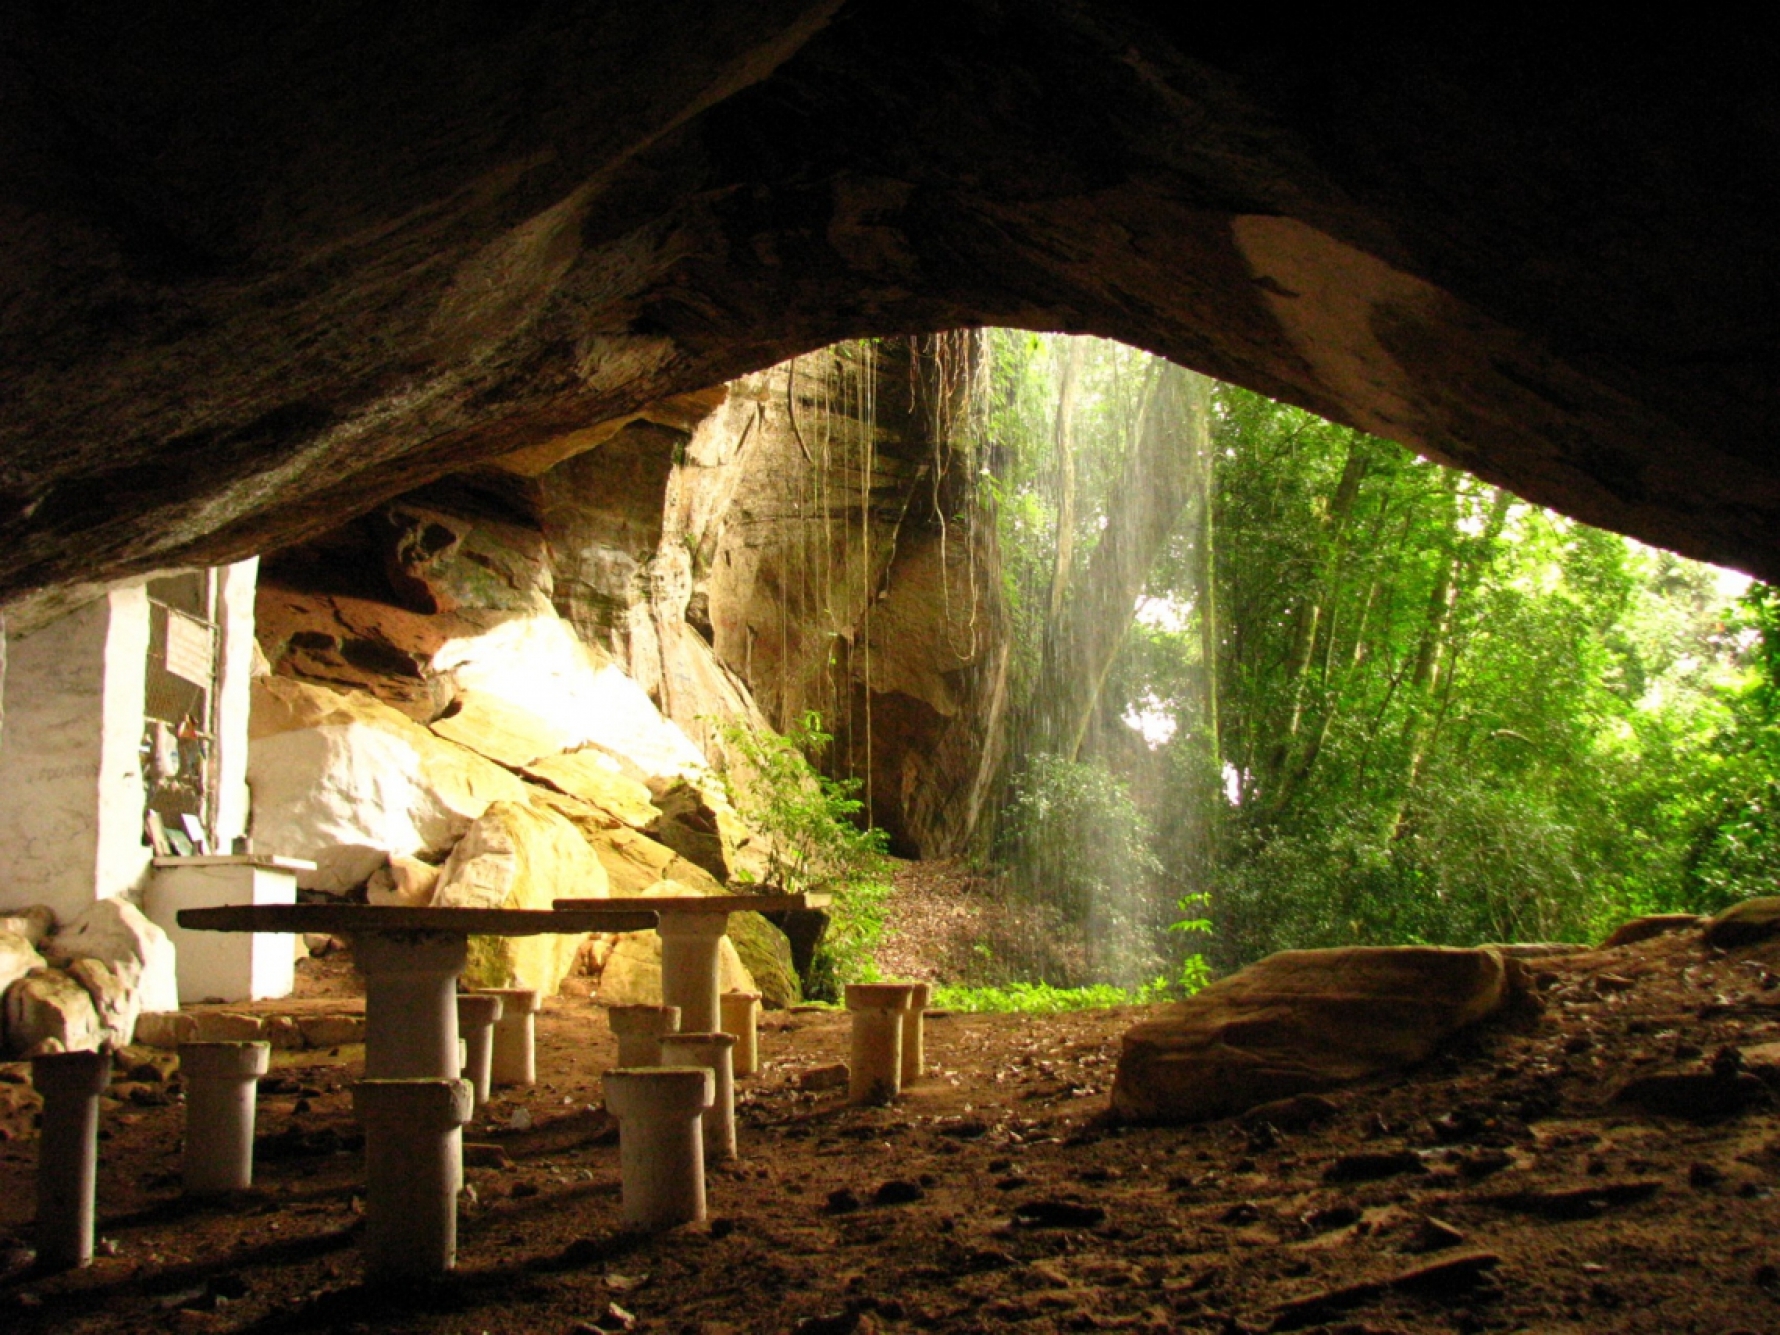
[2,5,1778,626]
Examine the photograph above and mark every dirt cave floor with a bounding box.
[7,930,1780,1332]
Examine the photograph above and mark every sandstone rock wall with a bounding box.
[257,336,1010,858]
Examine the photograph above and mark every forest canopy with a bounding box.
[965,333,1779,992]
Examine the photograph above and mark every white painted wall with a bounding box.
[0,560,259,927]
[0,596,111,920]
[213,557,259,849]
[93,583,151,905]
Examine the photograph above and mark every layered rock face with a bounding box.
[2,8,1778,630]
[258,337,1007,858]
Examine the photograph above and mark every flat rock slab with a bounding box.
[1111,946,1526,1124]
[1599,913,1702,949]
[178,905,658,936]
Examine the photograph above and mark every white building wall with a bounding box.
[212,557,259,849]
[0,560,259,925]
[93,583,152,904]
[0,596,114,921]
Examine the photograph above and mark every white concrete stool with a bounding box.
[659,1031,738,1161]
[845,982,916,1105]
[901,981,931,1086]
[603,1066,713,1230]
[32,1049,111,1270]
[178,1041,271,1195]
[455,993,504,1109]
[356,932,466,1080]
[483,988,542,1087]
[607,1003,680,1068]
[658,912,729,1033]
[352,1078,474,1282]
[719,990,762,1078]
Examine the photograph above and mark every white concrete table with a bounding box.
[177,904,659,1080]
[553,893,831,1031]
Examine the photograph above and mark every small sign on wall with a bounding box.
[165,611,215,687]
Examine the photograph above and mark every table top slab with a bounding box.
[178,905,660,935]
[552,892,832,913]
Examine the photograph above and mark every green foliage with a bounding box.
[930,981,1136,1013]
[1124,380,1769,966]
[718,711,893,999]
[995,754,1167,987]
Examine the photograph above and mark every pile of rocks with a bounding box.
[0,898,178,1057]
[247,661,800,1006]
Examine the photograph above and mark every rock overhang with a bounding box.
[3,5,1778,626]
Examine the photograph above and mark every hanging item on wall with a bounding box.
[177,714,208,785]
[180,813,209,856]
[164,610,215,687]
[145,810,173,857]
[149,720,180,779]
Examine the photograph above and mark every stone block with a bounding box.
[297,1014,366,1048]
[1111,946,1527,1124]
[66,958,138,1050]
[3,969,103,1055]
[49,898,179,1015]
[433,799,607,996]
[190,1012,264,1042]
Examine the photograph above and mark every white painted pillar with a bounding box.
[178,1040,270,1194]
[719,990,761,1078]
[658,913,727,1033]
[659,1031,738,1161]
[32,1049,112,1270]
[607,1003,680,1068]
[483,987,542,1087]
[353,1078,474,1282]
[603,1067,713,1229]
[901,981,931,1086]
[455,993,503,1109]
[845,983,914,1106]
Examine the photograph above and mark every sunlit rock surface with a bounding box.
[1111,946,1529,1123]
[247,676,530,891]
[431,800,608,995]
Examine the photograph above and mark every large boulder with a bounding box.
[649,777,767,884]
[429,688,579,769]
[432,800,608,995]
[49,897,179,1016]
[1702,897,1780,949]
[728,910,801,1009]
[0,931,47,997]
[1111,947,1528,1124]
[566,819,725,899]
[0,906,55,946]
[522,750,661,831]
[67,958,138,1050]
[431,615,710,782]
[3,969,103,1056]
[593,926,758,1009]
[248,675,529,891]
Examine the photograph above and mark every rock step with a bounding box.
[134,1010,366,1052]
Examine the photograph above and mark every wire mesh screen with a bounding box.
[142,572,219,855]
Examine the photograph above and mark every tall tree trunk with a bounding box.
[1196,394,1222,778]
[1045,340,1084,628]
[1260,432,1372,814]
[1029,361,1211,762]
[1391,483,1513,837]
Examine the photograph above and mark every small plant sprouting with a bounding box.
[717,711,893,1000]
